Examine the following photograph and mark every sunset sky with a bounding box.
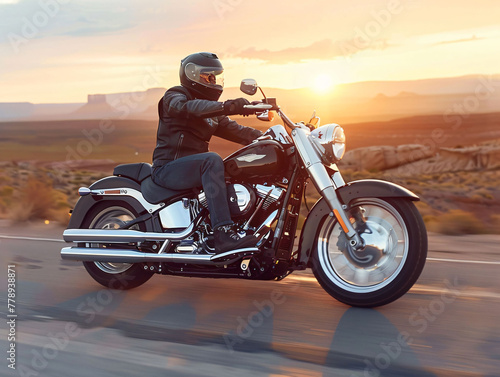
[0,0,499,103]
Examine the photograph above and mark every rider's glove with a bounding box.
[223,98,254,116]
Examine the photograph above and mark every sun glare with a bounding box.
[313,74,334,93]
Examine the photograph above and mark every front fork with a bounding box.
[310,166,365,250]
[291,129,365,250]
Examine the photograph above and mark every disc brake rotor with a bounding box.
[338,219,392,269]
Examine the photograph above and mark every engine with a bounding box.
[168,184,285,254]
[255,184,285,210]
[198,183,284,218]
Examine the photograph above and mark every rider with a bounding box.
[152,52,263,254]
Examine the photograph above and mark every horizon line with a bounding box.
[1,72,499,105]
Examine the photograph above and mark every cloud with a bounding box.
[54,4,137,37]
[60,16,136,38]
[229,38,393,64]
[0,0,137,42]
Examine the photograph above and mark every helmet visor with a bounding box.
[185,62,224,90]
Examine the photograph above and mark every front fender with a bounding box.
[67,176,159,231]
[337,179,419,205]
[298,179,419,266]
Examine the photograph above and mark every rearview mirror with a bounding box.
[308,110,320,129]
[240,79,258,95]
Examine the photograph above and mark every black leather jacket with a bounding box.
[152,86,263,168]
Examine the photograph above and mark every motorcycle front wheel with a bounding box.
[311,197,427,307]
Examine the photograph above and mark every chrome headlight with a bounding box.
[309,123,346,164]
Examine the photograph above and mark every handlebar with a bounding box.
[244,102,301,131]
[243,104,273,111]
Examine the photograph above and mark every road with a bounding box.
[0,221,499,377]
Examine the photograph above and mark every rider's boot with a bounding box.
[214,225,258,254]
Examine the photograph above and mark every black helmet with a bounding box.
[179,52,224,101]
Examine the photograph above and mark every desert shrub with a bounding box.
[0,186,14,197]
[425,219,440,233]
[439,181,458,189]
[434,210,484,235]
[343,169,383,182]
[415,201,439,218]
[7,175,73,224]
[0,174,13,185]
[9,177,57,222]
[53,189,71,209]
[71,177,83,184]
[423,214,438,224]
[420,174,434,182]
[8,203,34,222]
[0,185,15,216]
[470,188,494,201]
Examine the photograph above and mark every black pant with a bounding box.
[152,152,232,229]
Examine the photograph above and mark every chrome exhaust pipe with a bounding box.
[63,223,194,243]
[61,246,258,265]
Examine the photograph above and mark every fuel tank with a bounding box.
[224,140,287,182]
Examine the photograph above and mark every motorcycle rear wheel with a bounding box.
[82,203,154,290]
[311,197,427,307]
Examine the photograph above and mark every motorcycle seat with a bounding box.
[114,162,196,205]
[141,176,196,205]
[113,163,152,183]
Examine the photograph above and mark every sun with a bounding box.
[312,74,335,93]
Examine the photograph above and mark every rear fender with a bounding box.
[298,179,419,266]
[67,176,161,231]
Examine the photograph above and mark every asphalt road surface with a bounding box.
[0,221,499,377]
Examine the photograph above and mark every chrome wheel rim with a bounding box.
[317,198,409,293]
[89,206,135,275]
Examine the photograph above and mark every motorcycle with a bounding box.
[61,79,427,307]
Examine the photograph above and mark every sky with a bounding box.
[0,0,499,103]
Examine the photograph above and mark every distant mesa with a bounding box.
[105,87,165,120]
[371,91,419,101]
[0,102,35,120]
[373,93,388,100]
[88,94,107,104]
[70,94,119,119]
[0,74,499,122]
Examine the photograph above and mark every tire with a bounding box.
[311,198,427,307]
[81,202,154,290]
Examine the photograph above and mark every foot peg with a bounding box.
[210,247,258,261]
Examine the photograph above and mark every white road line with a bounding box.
[426,257,500,265]
[284,277,500,299]
[410,285,500,299]
[0,234,65,243]
[1,234,499,266]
